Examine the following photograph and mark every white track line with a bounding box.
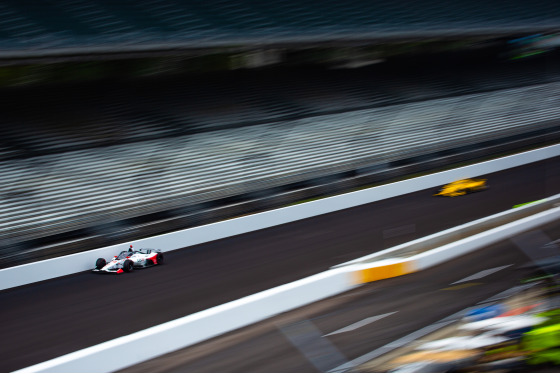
[450,264,512,285]
[324,312,397,337]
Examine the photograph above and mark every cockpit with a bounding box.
[116,251,133,260]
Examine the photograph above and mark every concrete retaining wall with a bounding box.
[16,268,356,373]
[2,144,560,291]
[18,202,560,373]
[412,206,560,271]
[352,205,560,283]
[337,192,560,269]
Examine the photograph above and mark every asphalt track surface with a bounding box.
[1,156,559,372]
[123,220,560,372]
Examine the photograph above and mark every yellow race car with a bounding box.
[434,178,487,197]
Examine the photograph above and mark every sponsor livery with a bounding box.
[93,246,164,274]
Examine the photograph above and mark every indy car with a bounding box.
[93,246,164,274]
[434,178,487,197]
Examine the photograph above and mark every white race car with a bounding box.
[93,246,164,274]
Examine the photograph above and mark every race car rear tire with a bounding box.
[95,258,106,269]
[123,259,134,273]
[157,253,164,265]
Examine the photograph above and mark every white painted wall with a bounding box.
[336,193,560,268]
[11,144,560,373]
[411,205,560,271]
[16,267,356,373]
[17,203,560,373]
[2,144,559,291]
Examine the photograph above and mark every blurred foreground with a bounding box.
[359,279,560,373]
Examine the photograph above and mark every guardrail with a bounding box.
[2,143,560,291]
[17,196,560,373]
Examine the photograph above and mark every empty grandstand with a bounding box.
[1,0,560,58]
[2,53,560,267]
[2,0,560,267]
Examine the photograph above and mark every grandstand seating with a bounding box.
[1,75,560,244]
[0,40,559,257]
[2,54,559,161]
[1,0,560,265]
[0,0,560,52]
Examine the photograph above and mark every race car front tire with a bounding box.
[157,253,164,265]
[123,259,134,273]
[95,258,106,269]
